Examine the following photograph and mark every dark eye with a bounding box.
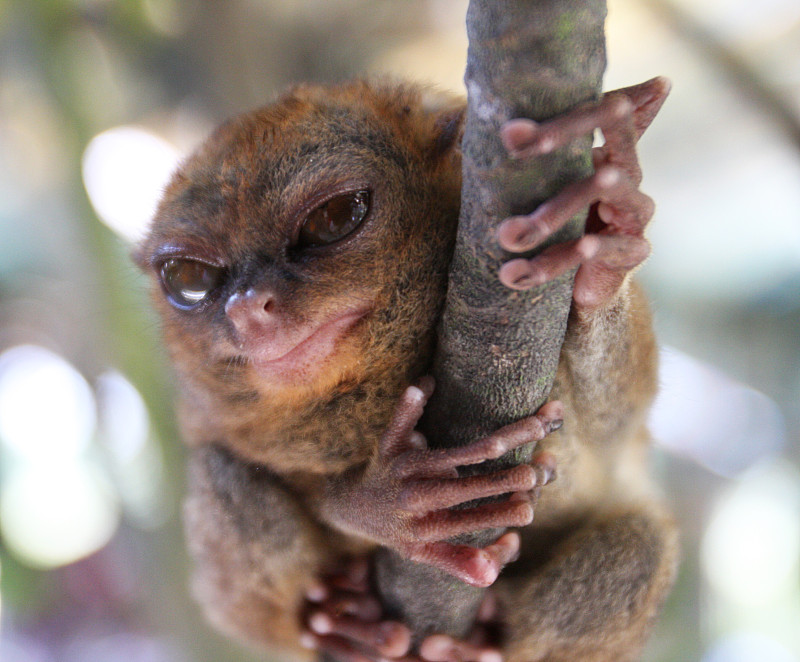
[297,190,370,248]
[160,258,223,308]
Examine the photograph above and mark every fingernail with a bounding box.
[549,419,563,433]
[498,217,543,251]
[501,119,539,154]
[504,536,521,563]
[300,633,317,650]
[596,166,621,189]
[513,275,533,287]
[409,430,427,449]
[512,228,541,249]
[535,135,555,154]
[305,582,327,602]
[497,530,520,555]
[406,385,425,402]
[577,234,601,260]
[346,557,370,585]
[422,634,453,658]
[505,264,535,287]
[534,454,558,485]
[503,138,535,157]
[309,612,333,634]
[499,260,539,291]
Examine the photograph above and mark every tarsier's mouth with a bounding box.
[247,306,371,382]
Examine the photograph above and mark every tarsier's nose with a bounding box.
[225,288,278,338]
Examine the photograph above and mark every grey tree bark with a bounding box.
[375,0,607,643]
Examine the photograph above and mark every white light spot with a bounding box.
[0,345,96,462]
[650,346,785,476]
[702,462,800,608]
[63,632,187,662]
[95,370,168,529]
[82,126,181,243]
[702,631,798,662]
[0,462,119,569]
[96,370,149,465]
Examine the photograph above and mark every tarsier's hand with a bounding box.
[497,77,671,311]
[302,558,504,662]
[321,378,562,587]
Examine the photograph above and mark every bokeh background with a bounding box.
[1,0,799,660]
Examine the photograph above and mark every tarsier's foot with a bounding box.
[302,559,504,662]
[496,77,671,311]
[322,378,562,587]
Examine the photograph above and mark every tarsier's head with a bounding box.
[137,81,464,413]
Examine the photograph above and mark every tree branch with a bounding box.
[375,0,607,642]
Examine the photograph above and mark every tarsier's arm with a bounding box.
[307,78,678,662]
[184,444,330,658]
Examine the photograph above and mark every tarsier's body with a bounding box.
[138,78,677,662]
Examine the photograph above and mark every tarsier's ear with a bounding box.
[416,89,466,162]
[430,105,466,160]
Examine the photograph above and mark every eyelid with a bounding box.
[150,245,226,271]
[291,192,373,259]
[287,182,372,246]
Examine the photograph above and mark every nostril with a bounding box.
[225,289,278,330]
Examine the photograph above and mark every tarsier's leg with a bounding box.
[499,508,678,662]
[500,77,668,443]
[184,444,328,658]
[302,558,505,662]
[297,528,675,662]
[493,78,678,662]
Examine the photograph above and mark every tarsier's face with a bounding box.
[137,82,462,404]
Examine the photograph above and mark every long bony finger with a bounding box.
[379,381,433,458]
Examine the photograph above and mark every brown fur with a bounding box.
[138,80,677,660]
[140,81,463,474]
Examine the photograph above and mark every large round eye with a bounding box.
[160,258,223,308]
[298,190,370,248]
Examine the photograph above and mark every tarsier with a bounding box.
[137,75,678,662]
